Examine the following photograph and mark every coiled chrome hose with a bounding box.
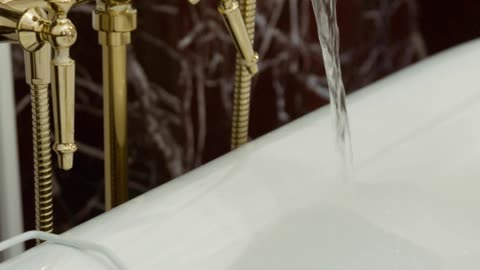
[230,0,257,149]
[31,85,54,234]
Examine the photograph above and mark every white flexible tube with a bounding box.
[0,231,128,270]
[0,44,24,261]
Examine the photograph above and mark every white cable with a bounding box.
[0,230,128,270]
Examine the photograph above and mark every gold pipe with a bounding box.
[102,44,128,209]
[19,5,55,237]
[93,0,136,210]
[224,0,258,149]
[25,45,54,235]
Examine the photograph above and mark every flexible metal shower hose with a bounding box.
[31,86,54,234]
[230,0,256,149]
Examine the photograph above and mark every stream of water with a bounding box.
[311,0,353,180]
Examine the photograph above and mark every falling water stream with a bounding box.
[311,0,353,180]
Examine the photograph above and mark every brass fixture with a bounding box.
[1,0,255,230]
[218,0,258,75]
[1,0,136,217]
[190,0,258,149]
[0,0,78,235]
[229,0,257,149]
[49,0,78,171]
[93,0,137,210]
[27,45,54,235]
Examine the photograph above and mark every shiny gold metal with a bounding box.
[189,0,258,149]
[93,0,137,210]
[186,0,258,74]
[17,3,55,238]
[0,0,79,236]
[1,0,95,10]
[0,2,23,42]
[218,0,258,75]
[102,44,128,210]
[25,45,54,235]
[0,0,48,10]
[230,0,257,149]
[48,0,78,170]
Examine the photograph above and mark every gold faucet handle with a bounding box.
[48,0,78,170]
[218,0,258,75]
[50,50,76,170]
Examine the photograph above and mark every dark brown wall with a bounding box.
[418,0,480,53]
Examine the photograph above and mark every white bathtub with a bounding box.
[1,39,480,270]
[0,44,24,261]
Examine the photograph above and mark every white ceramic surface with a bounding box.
[2,39,480,270]
[0,44,24,261]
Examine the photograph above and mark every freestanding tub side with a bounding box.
[0,44,24,261]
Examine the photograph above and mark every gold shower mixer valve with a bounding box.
[15,0,78,170]
[189,0,259,75]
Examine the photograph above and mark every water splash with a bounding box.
[311,0,353,180]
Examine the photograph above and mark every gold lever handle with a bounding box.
[47,0,77,170]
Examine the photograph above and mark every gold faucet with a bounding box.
[1,0,254,227]
[0,0,77,235]
[93,0,137,210]
[190,0,258,148]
